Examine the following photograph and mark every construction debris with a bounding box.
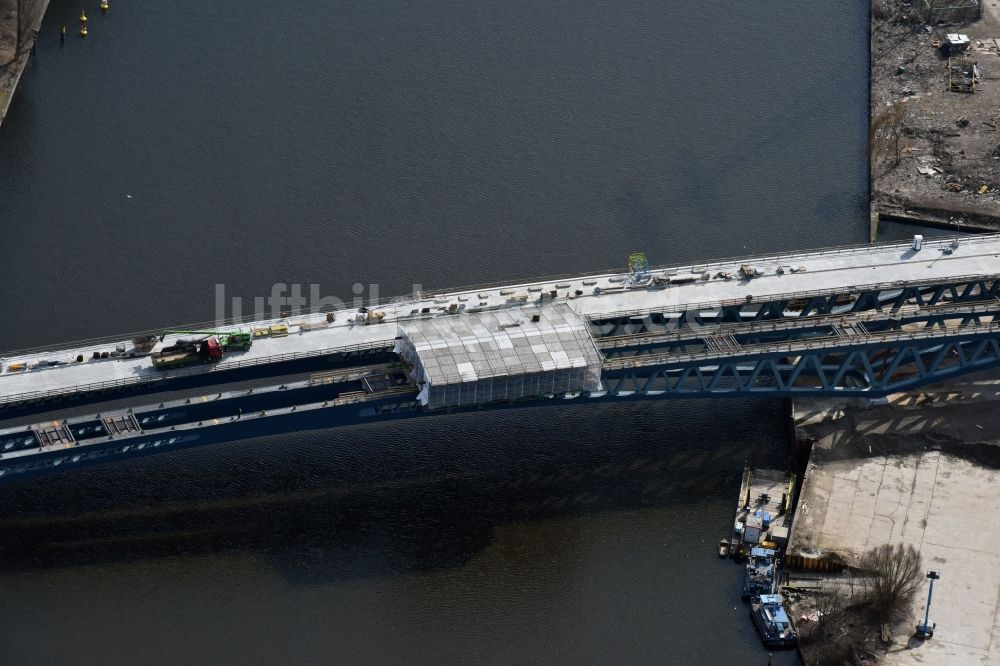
[949,57,980,93]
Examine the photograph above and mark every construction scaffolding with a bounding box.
[395,303,603,410]
[919,0,982,24]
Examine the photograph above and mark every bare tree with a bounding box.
[870,104,906,175]
[859,543,922,619]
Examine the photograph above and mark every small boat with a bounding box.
[750,594,797,649]
[718,539,730,558]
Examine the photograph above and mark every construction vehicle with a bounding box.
[628,252,650,277]
[150,329,252,370]
[150,337,223,370]
[160,329,253,351]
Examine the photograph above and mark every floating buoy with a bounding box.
[100,0,108,11]
[80,9,87,22]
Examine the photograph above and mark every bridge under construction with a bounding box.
[2,233,1000,481]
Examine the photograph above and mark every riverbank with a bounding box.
[870,0,1000,237]
[0,0,50,128]
[785,375,1000,664]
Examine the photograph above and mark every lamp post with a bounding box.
[916,570,940,639]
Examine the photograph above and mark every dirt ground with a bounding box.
[872,1,1000,228]
[0,0,19,82]
[0,0,49,119]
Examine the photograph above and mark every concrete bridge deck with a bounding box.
[1,234,998,410]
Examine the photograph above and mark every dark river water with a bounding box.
[0,1,868,663]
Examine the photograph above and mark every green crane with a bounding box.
[161,329,253,351]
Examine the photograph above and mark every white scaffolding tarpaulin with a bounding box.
[395,303,603,409]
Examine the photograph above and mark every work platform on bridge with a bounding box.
[2,234,1000,415]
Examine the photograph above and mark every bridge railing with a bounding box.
[0,339,394,408]
[591,272,1000,322]
[416,234,989,297]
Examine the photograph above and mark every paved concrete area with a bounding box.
[791,387,1000,664]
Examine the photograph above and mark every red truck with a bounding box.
[150,336,223,370]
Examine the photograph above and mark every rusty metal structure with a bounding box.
[920,0,982,24]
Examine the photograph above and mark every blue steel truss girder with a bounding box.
[599,328,1000,396]
[614,323,999,368]
[589,276,1000,336]
[598,301,1000,362]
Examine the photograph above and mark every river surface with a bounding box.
[0,1,867,663]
